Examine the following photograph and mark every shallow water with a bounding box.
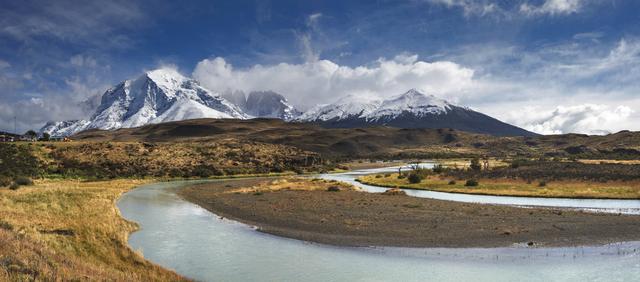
[118,176,640,282]
[322,163,640,214]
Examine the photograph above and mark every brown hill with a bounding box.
[72,118,640,160]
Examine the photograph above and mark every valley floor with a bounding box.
[358,173,640,199]
[178,177,640,248]
[0,179,186,281]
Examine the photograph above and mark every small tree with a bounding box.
[470,158,482,171]
[465,179,479,186]
[41,132,50,141]
[25,130,37,139]
[408,173,423,184]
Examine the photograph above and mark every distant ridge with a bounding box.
[297,89,537,137]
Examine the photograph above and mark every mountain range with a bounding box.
[298,89,535,136]
[40,68,535,137]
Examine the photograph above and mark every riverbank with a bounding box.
[0,179,186,281]
[178,177,640,248]
[358,173,640,199]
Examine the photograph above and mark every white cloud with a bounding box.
[192,55,474,109]
[427,0,583,17]
[69,54,97,68]
[426,0,499,16]
[307,13,323,27]
[520,0,582,16]
[0,0,145,46]
[505,104,635,135]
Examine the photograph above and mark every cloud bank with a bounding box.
[427,0,583,17]
[193,54,474,109]
[505,104,635,135]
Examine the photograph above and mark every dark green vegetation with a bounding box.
[0,144,42,187]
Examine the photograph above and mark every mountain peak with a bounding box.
[144,67,188,91]
[368,89,451,120]
[244,91,301,120]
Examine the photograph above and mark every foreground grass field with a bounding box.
[358,173,640,199]
[0,179,186,281]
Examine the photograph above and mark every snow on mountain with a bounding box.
[41,73,535,137]
[152,98,238,123]
[39,120,90,137]
[244,91,301,121]
[366,89,451,121]
[297,94,382,122]
[43,68,251,136]
[88,68,247,131]
[297,89,536,136]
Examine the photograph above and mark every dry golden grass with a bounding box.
[578,159,640,165]
[359,173,640,199]
[0,179,187,281]
[228,177,357,194]
[435,158,509,169]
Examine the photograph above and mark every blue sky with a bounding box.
[1,0,640,134]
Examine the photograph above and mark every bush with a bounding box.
[432,164,445,173]
[384,173,391,177]
[448,180,456,185]
[9,183,20,190]
[465,179,479,186]
[375,174,383,178]
[408,173,423,184]
[470,158,482,171]
[397,174,406,179]
[538,181,547,187]
[327,186,341,192]
[14,177,33,186]
[0,177,11,187]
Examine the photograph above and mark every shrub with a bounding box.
[384,173,391,177]
[470,158,482,171]
[327,186,341,192]
[14,177,33,186]
[375,174,383,178]
[538,181,547,187]
[464,179,479,187]
[448,180,456,185]
[408,173,423,184]
[0,177,11,187]
[397,174,406,179]
[432,164,445,173]
[9,183,20,190]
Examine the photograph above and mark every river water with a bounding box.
[117,166,640,281]
[322,163,640,214]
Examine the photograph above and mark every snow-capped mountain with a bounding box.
[297,94,382,122]
[298,89,536,137]
[40,68,247,136]
[40,72,534,137]
[39,120,91,137]
[244,91,301,121]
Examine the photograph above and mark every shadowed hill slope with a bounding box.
[72,119,640,160]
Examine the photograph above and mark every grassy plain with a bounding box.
[0,179,186,281]
[358,173,640,199]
